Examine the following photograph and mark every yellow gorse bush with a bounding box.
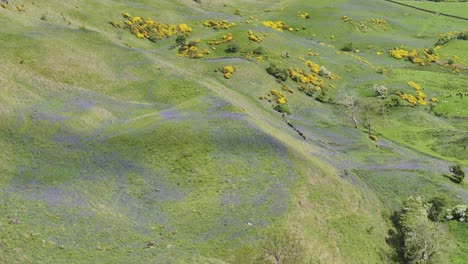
[297,12,310,19]
[288,68,323,88]
[207,33,233,45]
[178,45,210,59]
[397,82,429,106]
[398,93,418,106]
[268,89,287,104]
[222,66,235,79]
[203,19,236,30]
[389,47,439,66]
[248,30,262,43]
[408,81,421,91]
[262,21,288,31]
[112,13,192,42]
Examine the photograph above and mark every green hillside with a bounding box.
[0,0,467,263]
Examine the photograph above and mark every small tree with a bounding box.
[226,43,240,53]
[337,93,359,128]
[393,196,451,264]
[175,35,187,46]
[266,63,288,82]
[256,229,306,264]
[253,46,266,55]
[449,165,465,183]
[427,196,448,222]
[341,42,354,52]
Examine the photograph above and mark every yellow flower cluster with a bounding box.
[389,47,439,66]
[371,18,386,26]
[388,48,411,59]
[408,81,421,91]
[245,16,254,24]
[297,12,310,19]
[112,13,192,42]
[203,19,236,30]
[222,66,235,79]
[262,21,288,31]
[207,33,233,45]
[268,89,287,104]
[248,30,262,43]
[397,82,428,106]
[178,44,210,59]
[398,92,418,105]
[16,5,24,11]
[304,60,320,74]
[288,68,323,88]
[423,50,439,63]
[335,50,383,73]
[1,3,7,9]
[299,57,339,80]
[430,98,438,103]
[307,51,319,56]
[408,81,427,105]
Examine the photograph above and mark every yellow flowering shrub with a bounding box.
[297,12,310,19]
[371,18,386,26]
[430,98,438,103]
[16,5,24,12]
[1,3,7,9]
[113,13,192,42]
[408,81,421,91]
[389,48,409,59]
[389,47,439,66]
[248,30,262,43]
[268,89,287,104]
[262,21,288,31]
[203,19,236,30]
[423,50,439,62]
[178,23,192,34]
[397,82,428,106]
[399,93,417,105]
[207,33,233,45]
[178,45,210,59]
[288,68,323,87]
[304,60,320,74]
[221,66,235,79]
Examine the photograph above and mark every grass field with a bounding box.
[0,0,467,263]
[400,0,468,18]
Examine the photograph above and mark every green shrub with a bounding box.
[385,95,402,107]
[449,164,465,183]
[341,42,354,52]
[253,46,265,55]
[274,104,291,114]
[266,63,288,82]
[428,196,448,222]
[175,35,187,46]
[226,43,239,53]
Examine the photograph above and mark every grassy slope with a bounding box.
[0,0,466,263]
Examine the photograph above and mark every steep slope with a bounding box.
[0,0,466,263]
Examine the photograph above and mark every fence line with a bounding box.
[383,0,468,21]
